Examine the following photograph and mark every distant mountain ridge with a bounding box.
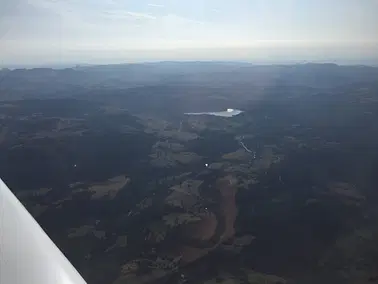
[1,62,378,100]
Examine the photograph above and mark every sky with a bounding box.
[1,0,378,66]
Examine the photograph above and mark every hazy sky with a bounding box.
[1,0,378,65]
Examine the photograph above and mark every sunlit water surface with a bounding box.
[185,108,243,117]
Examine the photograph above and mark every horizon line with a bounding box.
[2,59,378,70]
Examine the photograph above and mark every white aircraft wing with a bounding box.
[0,178,87,284]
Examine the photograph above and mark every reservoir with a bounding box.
[185,108,243,118]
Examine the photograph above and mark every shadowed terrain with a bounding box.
[1,62,378,284]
